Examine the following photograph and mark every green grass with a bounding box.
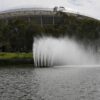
[0,52,33,59]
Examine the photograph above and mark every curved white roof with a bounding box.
[0,0,100,20]
[1,7,53,14]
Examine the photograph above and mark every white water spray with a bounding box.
[33,36,100,67]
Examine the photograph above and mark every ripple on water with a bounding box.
[0,66,40,100]
[0,67,100,100]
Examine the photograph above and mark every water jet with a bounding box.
[33,36,100,67]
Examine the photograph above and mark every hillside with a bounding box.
[0,8,100,52]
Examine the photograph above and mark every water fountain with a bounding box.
[33,36,99,67]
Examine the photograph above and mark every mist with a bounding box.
[33,36,100,67]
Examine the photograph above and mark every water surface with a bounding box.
[0,66,100,100]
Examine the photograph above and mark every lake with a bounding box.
[0,66,100,100]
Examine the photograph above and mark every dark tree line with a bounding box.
[0,12,100,52]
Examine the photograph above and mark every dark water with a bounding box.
[0,66,100,100]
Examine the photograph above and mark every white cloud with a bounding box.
[66,0,100,20]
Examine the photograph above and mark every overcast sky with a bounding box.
[0,0,100,20]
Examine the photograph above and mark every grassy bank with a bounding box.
[0,52,33,59]
[0,53,33,66]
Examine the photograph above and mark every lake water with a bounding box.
[0,66,100,100]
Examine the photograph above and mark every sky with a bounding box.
[0,0,100,20]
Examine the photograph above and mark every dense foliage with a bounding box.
[0,12,100,52]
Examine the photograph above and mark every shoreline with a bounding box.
[0,58,34,66]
